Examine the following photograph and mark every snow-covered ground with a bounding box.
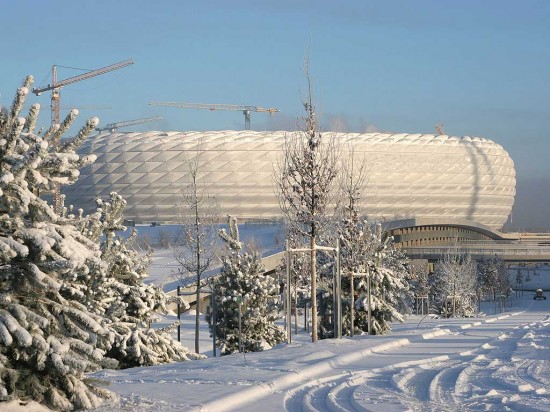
[138,223,283,292]
[92,294,550,411]
[106,227,550,411]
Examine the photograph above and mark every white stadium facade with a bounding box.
[64,130,516,248]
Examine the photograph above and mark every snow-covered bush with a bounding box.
[477,256,510,302]
[431,246,477,317]
[408,261,431,313]
[0,77,117,410]
[207,217,285,355]
[74,192,203,368]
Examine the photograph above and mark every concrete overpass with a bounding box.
[380,217,550,263]
[401,244,550,262]
[164,218,550,311]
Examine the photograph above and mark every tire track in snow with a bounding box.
[352,314,550,411]
[207,309,543,412]
[325,381,358,412]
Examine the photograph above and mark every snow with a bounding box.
[2,400,52,412]
[88,294,550,411]
[139,223,283,291]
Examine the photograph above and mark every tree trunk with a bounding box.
[195,195,201,355]
[195,279,200,353]
[350,272,355,337]
[294,286,298,335]
[311,235,318,342]
[367,271,372,335]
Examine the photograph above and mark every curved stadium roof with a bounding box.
[64,131,516,229]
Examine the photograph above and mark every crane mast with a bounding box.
[149,101,279,130]
[31,58,134,213]
[33,58,134,127]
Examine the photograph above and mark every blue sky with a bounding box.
[1,1,549,229]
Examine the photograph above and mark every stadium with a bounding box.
[64,130,516,232]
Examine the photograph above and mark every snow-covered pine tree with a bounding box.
[74,192,203,368]
[337,151,410,335]
[0,77,118,410]
[207,216,285,355]
[341,222,410,335]
[339,217,370,336]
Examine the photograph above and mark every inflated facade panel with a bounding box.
[64,131,516,229]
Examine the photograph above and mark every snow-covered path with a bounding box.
[94,296,550,411]
[281,305,550,412]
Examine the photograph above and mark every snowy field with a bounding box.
[137,223,283,292]
[89,294,550,411]
[88,226,550,411]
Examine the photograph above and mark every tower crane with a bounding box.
[95,115,163,133]
[32,58,134,128]
[435,123,445,135]
[149,101,279,130]
[24,104,112,112]
[59,105,112,111]
[32,58,134,213]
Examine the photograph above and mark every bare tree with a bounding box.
[409,262,431,314]
[478,256,509,301]
[432,244,477,317]
[275,56,339,342]
[173,144,219,353]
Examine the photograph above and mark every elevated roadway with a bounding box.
[402,243,550,262]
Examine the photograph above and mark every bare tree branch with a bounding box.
[274,53,340,342]
[173,139,220,353]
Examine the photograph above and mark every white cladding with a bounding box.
[64,131,516,229]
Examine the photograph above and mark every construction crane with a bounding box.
[95,115,163,133]
[435,123,445,135]
[32,58,134,127]
[58,105,112,111]
[24,104,112,112]
[32,58,134,213]
[149,101,279,130]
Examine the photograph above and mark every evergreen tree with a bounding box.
[73,192,203,368]
[337,149,410,335]
[0,77,117,410]
[207,217,285,355]
[340,221,410,335]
